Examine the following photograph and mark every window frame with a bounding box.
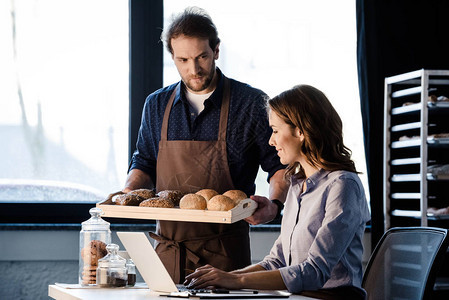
[0,0,163,224]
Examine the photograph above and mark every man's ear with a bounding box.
[214,42,220,60]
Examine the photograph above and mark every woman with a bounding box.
[184,85,370,298]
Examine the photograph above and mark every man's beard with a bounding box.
[184,64,215,92]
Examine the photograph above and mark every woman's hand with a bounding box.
[244,196,278,225]
[184,265,242,290]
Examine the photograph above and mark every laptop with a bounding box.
[117,232,290,298]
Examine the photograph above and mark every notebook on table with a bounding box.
[117,231,290,298]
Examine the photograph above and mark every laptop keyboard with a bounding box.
[176,284,212,294]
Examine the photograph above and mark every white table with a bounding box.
[48,285,318,300]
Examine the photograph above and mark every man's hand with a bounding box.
[245,168,287,225]
[104,191,125,203]
[244,196,279,225]
[122,187,132,193]
[123,169,153,193]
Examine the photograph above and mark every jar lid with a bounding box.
[126,258,136,267]
[98,244,126,268]
[81,207,110,231]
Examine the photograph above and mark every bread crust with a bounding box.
[222,190,247,205]
[179,194,207,210]
[139,197,175,208]
[157,190,184,206]
[195,189,219,201]
[129,189,156,199]
[114,194,144,206]
[207,195,235,211]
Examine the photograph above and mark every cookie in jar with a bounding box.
[79,207,111,285]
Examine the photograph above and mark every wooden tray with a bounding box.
[96,198,258,224]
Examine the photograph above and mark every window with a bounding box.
[0,0,129,207]
[163,0,369,199]
[1,1,369,224]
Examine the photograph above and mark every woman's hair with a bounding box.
[268,84,357,179]
[161,7,220,54]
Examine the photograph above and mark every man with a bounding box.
[123,7,288,283]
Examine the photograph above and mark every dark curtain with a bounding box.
[129,0,163,162]
[356,0,449,247]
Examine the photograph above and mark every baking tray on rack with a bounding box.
[96,198,257,224]
[427,173,449,180]
[427,137,449,145]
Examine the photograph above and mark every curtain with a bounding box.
[356,0,449,247]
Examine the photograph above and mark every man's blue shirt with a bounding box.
[130,69,284,196]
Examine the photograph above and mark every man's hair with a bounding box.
[268,85,357,179]
[161,7,220,54]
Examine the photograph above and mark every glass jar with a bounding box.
[126,258,136,286]
[96,244,128,287]
[79,207,111,286]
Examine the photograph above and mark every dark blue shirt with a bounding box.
[130,69,284,196]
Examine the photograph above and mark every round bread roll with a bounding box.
[129,188,156,199]
[195,189,219,201]
[115,194,144,206]
[207,195,235,211]
[223,190,247,205]
[179,194,207,210]
[139,197,175,208]
[157,190,184,206]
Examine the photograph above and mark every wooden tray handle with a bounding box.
[232,198,258,212]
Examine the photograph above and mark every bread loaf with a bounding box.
[222,190,247,205]
[157,190,184,206]
[114,194,144,206]
[195,189,219,201]
[129,188,156,199]
[179,194,207,210]
[207,195,235,211]
[139,197,175,208]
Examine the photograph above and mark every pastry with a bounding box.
[80,240,107,266]
[196,189,219,201]
[157,190,184,206]
[207,195,235,211]
[82,267,97,285]
[129,188,156,199]
[82,278,97,285]
[114,193,144,206]
[82,270,97,276]
[179,194,207,210]
[223,189,247,205]
[139,197,175,208]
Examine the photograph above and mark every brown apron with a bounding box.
[153,77,251,283]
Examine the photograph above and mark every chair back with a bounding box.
[362,227,449,300]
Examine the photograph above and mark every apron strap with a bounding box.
[160,84,179,142]
[218,77,230,142]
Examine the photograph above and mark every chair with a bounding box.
[362,227,449,300]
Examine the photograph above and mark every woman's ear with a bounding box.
[295,127,304,140]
